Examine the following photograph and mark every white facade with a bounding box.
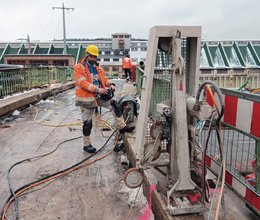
[129,41,147,64]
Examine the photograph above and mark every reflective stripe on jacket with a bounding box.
[122,57,133,69]
[74,59,111,108]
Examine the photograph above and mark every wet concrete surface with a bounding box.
[0,83,146,220]
[1,79,259,220]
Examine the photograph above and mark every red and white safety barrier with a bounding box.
[222,94,260,138]
[206,91,260,138]
[197,153,260,214]
[204,89,260,214]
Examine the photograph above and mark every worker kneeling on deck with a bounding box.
[74,45,135,153]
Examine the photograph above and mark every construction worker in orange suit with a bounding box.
[74,45,135,153]
[122,54,133,81]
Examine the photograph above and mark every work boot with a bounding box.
[83,144,97,153]
[119,125,135,134]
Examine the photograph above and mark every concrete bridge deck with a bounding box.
[0,80,258,220]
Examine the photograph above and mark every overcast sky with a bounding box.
[0,0,259,42]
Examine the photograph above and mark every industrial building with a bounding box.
[1,33,260,77]
[0,33,147,75]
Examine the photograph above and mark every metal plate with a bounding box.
[123,168,144,189]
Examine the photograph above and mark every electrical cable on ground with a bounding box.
[1,128,119,220]
[33,107,79,153]
[5,136,82,220]
[33,107,115,138]
[32,107,81,128]
[2,93,131,219]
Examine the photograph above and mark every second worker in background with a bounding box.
[122,54,133,81]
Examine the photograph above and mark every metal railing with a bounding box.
[0,66,74,98]
[198,124,259,194]
[199,69,260,89]
[136,66,260,95]
[135,66,144,96]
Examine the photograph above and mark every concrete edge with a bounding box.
[123,136,204,220]
[123,135,175,220]
[142,169,174,220]
[123,135,137,167]
[0,82,75,117]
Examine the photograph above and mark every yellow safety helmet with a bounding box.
[85,45,99,57]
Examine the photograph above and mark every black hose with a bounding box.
[202,119,214,203]
[200,117,223,203]
[195,81,225,203]
[3,136,82,220]
[1,129,118,219]
[2,136,82,219]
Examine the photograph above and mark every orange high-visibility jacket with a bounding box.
[74,59,111,108]
[122,57,133,69]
